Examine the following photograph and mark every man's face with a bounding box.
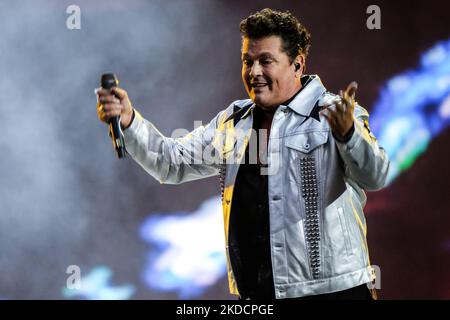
[241,36,300,110]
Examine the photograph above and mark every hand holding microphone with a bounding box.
[95,73,134,158]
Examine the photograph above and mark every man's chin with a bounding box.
[251,95,276,110]
[251,93,266,105]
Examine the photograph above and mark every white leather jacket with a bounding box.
[122,75,390,298]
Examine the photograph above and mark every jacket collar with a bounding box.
[285,75,326,117]
[224,100,254,124]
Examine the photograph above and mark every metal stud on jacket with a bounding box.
[300,156,321,279]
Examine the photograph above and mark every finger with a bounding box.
[103,111,122,121]
[321,96,342,109]
[339,93,350,110]
[345,81,358,100]
[347,96,355,114]
[340,86,355,113]
[344,87,356,114]
[102,103,122,117]
[97,103,107,121]
[333,100,345,114]
[99,95,121,104]
[111,87,128,101]
[98,109,107,121]
[102,102,121,111]
[327,107,342,127]
[95,88,112,96]
[321,106,339,118]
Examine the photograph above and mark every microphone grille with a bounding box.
[101,73,118,89]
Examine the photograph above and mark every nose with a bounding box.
[249,61,263,78]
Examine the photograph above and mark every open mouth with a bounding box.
[251,82,269,89]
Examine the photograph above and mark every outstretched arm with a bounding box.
[96,86,224,184]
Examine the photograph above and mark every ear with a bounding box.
[294,55,306,75]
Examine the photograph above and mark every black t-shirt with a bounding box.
[230,106,275,299]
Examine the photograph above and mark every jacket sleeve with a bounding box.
[335,105,390,191]
[122,108,226,185]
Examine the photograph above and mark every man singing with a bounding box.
[96,8,390,300]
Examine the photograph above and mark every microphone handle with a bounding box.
[109,115,126,158]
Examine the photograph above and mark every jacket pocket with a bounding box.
[285,130,328,154]
[285,131,328,186]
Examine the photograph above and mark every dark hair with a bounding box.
[239,8,311,64]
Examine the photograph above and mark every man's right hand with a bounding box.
[96,87,134,129]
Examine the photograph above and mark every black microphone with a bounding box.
[101,73,126,159]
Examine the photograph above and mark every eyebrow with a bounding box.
[241,52,276,60]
